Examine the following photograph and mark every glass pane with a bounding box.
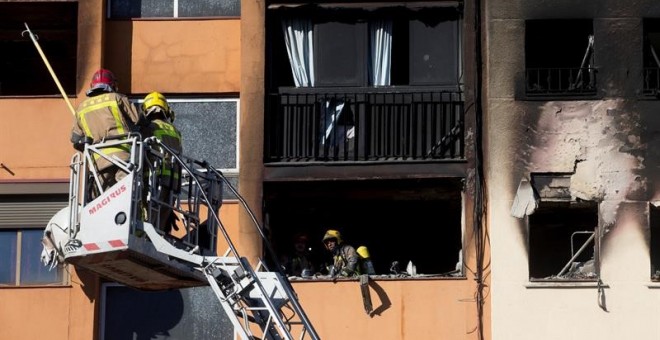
[109,0,173,18]
[171,101,238,170]
[178,0,240,17]
[20,229,62,285]
[0,231,17,284]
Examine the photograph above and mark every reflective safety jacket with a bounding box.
[142,118,183,188]
[71,92,142,170]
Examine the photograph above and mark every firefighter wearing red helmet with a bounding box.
[71,68,143,191]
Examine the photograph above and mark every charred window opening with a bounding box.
[643,19,660,97]
[527,174,599,281]
[525,19,596,97]
[264,178,464,279]
[650,205,660,280]
[0,2,77,96]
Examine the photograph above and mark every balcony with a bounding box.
[265,88,465,164]
[525,67,598,97]
[643,67,660,97]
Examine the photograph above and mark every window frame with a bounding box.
[0,228,68,287]
[106,0,241,19]
[0,1,78,97]
[264,178,466,281]
[526,174,602,285]
[269,6,464,90]
[642,18,660,99]
[523,18,598,100]
[133,97,240,175]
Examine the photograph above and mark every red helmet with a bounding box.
[89,68,117,89]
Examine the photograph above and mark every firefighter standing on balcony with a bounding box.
[141,92,183,233]
[71,68,142,192]
[322,229,359,278]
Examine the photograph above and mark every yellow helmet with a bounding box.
[322,229,342,244]
[356,246,370,259]
[143,92,175,122]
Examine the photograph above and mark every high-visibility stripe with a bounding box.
[92,146,131,160]
[77,95,125,139]
[153,121,181,140]
[151,120,181,180]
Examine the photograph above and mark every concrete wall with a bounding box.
[292,279,481,340]
[487,1,660,339]
[105,19,241,94]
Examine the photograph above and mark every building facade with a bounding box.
[0,1,241,339]
[0,0,491,339]
[486,1,660,339]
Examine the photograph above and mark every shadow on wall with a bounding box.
[105,20,134,94]
[368,280,392,317]
[102,285,234,340]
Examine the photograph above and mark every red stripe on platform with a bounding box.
[83,243,100,251]
[108,239,125,248]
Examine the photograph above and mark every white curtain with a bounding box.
[369,20,392,86]
[282,18,315,87]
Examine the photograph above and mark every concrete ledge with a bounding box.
[525,281,608,289]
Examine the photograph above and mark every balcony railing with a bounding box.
[643,67,660,97]
[265,88,464,163]
[525,67,597,97]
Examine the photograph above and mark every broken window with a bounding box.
[643,19,660,97]
[650,204,660,280]
[0,2,77,96]
[525,19,596,97]
[526,175,599,281]
[264,178,464,279]
[269,6,462,89]
[108,0,240,18]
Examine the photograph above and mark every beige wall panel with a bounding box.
[106,20,241,94]
[292,279,480,340]
[0,268,97,340]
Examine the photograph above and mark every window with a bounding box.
[525,19,596,97]
[0,229,64,286]
[651,204,660,280]
[643,19,660,97]
[135,97,240,196]
[101,284,233,339]
[108,0,240,18]
[269,6,462,89]
[265,178,464,278]
[528,175,599,281]
[0,194,68,286]
[0,2,77,96]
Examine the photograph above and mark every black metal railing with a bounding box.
[643,67,660,97]
[265,88,464,163]
[525,67,597,96]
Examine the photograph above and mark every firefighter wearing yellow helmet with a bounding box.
[141,92,183,233]
[322,229,359,277]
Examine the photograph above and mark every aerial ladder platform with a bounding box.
[40,135,320,340]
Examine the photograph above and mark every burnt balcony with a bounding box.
[525,67,598,97]
[265,88,465,164]
[643,67,660,97]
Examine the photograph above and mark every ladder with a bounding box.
[145,136,320,340]
[44,135,320,340]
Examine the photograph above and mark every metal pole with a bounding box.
[22,23,76,116]
[557,232,596,277]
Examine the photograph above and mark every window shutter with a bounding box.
[0,196,68,228]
